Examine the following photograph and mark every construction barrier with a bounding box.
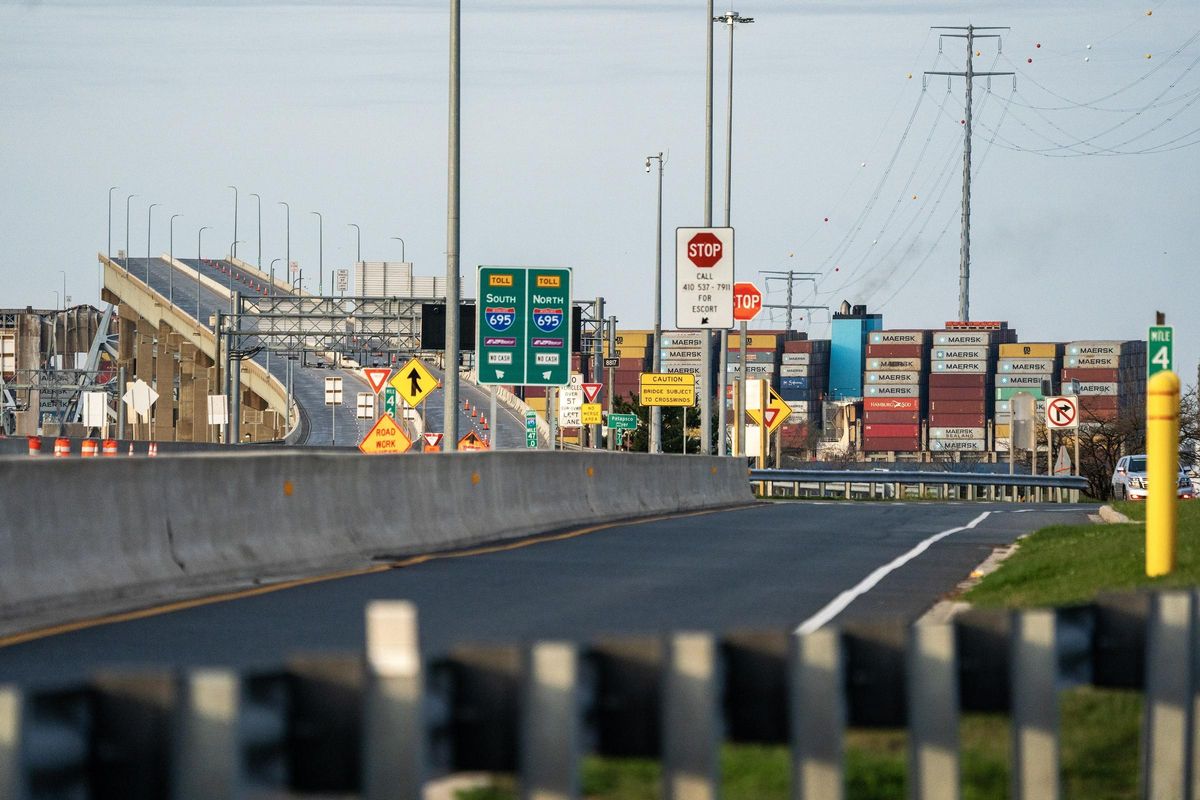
[148,443,158,457]
[53,438,70,457]
[80,440,98,458]
[102,439,119,456]
[26,436,41,456]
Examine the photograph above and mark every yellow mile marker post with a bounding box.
[1146,370,1180,577]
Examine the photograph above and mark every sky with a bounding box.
[1,0,1197,380]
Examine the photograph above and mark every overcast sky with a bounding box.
[2,0,1197,378]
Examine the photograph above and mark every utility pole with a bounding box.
[926,25,1012,323]
[760,270,822,329]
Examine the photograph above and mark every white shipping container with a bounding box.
[787,400,811,414]
[1065,355,1121,369]
[998,358,1056,373]
[932,345,991,360]
[934,331,993,346]
[661,334,707,349]
[864,370,923,384]
[1067,341,1122,357]
[929,438,987,452]
[781,353,828,365]
[929,427,985,439]
[867,357,923,371]
[932,360,987,374]
[660,348,705,361]
[1063,382,1119,396]
[779,365,813,377]
[866,384,920,397]
[726,363,777,376]
[869,330,928,345]
[663,363,704,376]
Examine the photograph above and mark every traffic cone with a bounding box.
[102,439,118,456]
[128,443,134,456]
[148,442,158,457]
[27,436,41,456]
[81,439,98,458]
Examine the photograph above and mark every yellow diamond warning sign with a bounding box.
[358,412,412,454]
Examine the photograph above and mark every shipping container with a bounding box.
[869,330,929,345]
[1066,341,1126,357]
[864,370,925,384]
[727,334,780,349]
[932,360,988,374]
[928,439,986,452]
[866,357,924,371]
[864,344,925,358]
[1065,382,1119,396]
[995,423,1010,437]
[863,397,921,412]
[998,358,1057,373]
[998,343,1061,359]
[781,352,829,365]
[927,412,986,427]
[861,410,920,424]
[928,387,990,401]
[997,374,1050,388]
[995,386,1045,400]
[995,399,1046,415]
[1065,355,1130,369]
[727,350,779,364]
[780,365,817,377]
[1061,368,1120,382]
[780,376,813,390]
[933,331,994,346]
[864,423,920,438]
[929,399,987,414]
[783,339,830,354]
[928,374,991,388]
[660,333,708,349]
[929,427,985,439]
[865,384,921,397]
[861,436,921,452]
[931,345,992,360]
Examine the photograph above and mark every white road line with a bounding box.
[794,510,993,635]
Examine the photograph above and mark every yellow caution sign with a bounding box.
[358,413,412,454]
[639,373,696,407]
[746,386,793,434]
[581,403,602,425]
[390,358,438,407]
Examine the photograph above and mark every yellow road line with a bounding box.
[0,503,760,649]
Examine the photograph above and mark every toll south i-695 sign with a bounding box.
[676,227,734,329]
[477,266,572,386]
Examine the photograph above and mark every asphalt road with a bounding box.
[0,501,1093,689]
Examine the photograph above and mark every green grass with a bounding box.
[964,499,1200,608]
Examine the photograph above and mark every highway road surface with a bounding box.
[0,501,1094,688]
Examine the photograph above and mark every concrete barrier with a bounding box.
[0,452,752,635]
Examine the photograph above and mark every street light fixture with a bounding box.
[146,202,160,285]
[389,236,406,263]
[348,223,361,266]
[197,226,211,321]
[169,214,182,305]
[646,152,665,454]
[124,193,138,276]
[58,270,66,310]
[227,186,239,260]
[310,211,323,295]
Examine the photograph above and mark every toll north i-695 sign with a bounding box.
[676,227,734,330]
[477,266,572,386]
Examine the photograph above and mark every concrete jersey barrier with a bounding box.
[0,451,751,635]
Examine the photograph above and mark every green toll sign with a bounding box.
[477,266,572,387]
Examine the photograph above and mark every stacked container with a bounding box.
[1061,340,1147,423]
[993,343,1062,444]
[726,332,782,391]
[605,329,652,406]
[659,331,709,381]
[927,328,998,453]
[778,338,830,448]
[862,330,928,452]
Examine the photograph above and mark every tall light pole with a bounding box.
[310,211,323,295]
[197,226,211,321]
[228,240,244,312]
[389,236,406,263]
[227,186,239,261]
[270,258,282,296]
[249,192,261,272]
[444,0,461,452]
[169,214,182,306]
[58,271,66,310]
[348,223,361,265]
[278,202,290,293]
[124,193,138,276]
[698,0,715,456]
[106,185,118,296]
[646,152,665,453]
[145,202,159,286]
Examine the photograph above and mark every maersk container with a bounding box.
[867,357,924,371]
[862,410,920,424]
[929,427,985,439]
[928,412,986,427]
[932,345,992,360]
[998,342,1061,359]
[998,358,1056,373]
[864,343,925,358]
[932,360,987,374]
[869,330,929,345]
[998,374,1048,387]
[864,423,920,438]
[864,370,924,384]
[865,384,921,397]
[861,436,921,452]
[928,439,987,452]
[996,387,1045,400]
[1063,381,1118,396]
[934,331,993,346]
[780,376,811,391]
[929,374,991,388]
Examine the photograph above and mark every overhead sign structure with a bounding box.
[356,393,376,420]
[581,403,602,425]
[676,227,734,329]
[640,373,697,407]
[324,376,343,406]
[1148,325,1174,378]
[458,431,489,451]
[732,282,763,322]
[606,412,638,431]
[1045,396,1079,429]
[746,385,793,434]
[476,266,573,386]
[358,413,412,454]
[391,358,437,407]
[122,378,159,421]
[363,367,391,395]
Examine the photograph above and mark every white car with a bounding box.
[1111,455,1195,501]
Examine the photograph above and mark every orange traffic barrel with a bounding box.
[81,439,98,458]
[54,438,70,457]
[102,439,118,456]
[27,436,42,456]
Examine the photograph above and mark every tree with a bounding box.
[1073,404,1146,501]
[610,393,719,454]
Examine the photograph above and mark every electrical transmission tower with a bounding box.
[925,25,1013,322]
[760,270,825,329]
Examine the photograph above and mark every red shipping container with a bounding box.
[863,397,921,412]
[862,436,921,452]
[864,423,920,438]
[928,387,989,401]
[1061,368,1119,382]
[865,344,924,358]
[928,374,991,388]
[1079,396,1119,410]
[523,386,547,398]
[927,413,986,427]
[862,410,920,424]
[929,399,988,414]
[783,340,815,353]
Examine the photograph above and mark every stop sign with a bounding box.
[733,282,763,321]
[686,232,724,269]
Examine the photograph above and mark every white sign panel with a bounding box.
[207,394,229,426]
[675,226,734,329]
[121,378,159,422]
[356,392,376,420]
[558,387,583,428]
[335,268,350,293]
[324,376,344,406]
[81,391,108,428]
[1045,395,1079,429]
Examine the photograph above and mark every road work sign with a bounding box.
[476,265,573,386]
[640,372,696,407]
[675,227,734,329]
[391,358,437,407]
[358,413,411,454]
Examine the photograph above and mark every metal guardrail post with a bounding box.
[1011,610,1059,800]
[662,632,719,800]
[0,686,24,800]
[364,601,425,800]
[907,624,960,800]
[790,629,844,800]
[172,669,240,800]
[1141,592,1195,799]
[520,642,580,800]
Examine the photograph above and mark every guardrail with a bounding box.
[750,468,1090,503]
[2,589,1195,799]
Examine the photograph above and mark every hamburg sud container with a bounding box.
[779,338,830,428]
[862,330,928,452]
[1061,340,1147,423]
[927,327,1002,453]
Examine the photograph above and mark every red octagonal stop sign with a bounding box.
[733,282,763,321]
[686,231,724,269]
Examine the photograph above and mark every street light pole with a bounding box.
[278,202,290,293]
[58,271,66,310]
[348,223,361,297]
[124,194,138,276]
[227,186,239,261]
[389,236,406,263]
[646,152,665,454]
[249,193,261,272]
[106,185,118,297]
[145,203,159,286]
[698,0,715,455]
[228,240,244,313]
[445,0,461,452]
[169,214,182,306]
[310,211,323,295]
[197,226,211,322]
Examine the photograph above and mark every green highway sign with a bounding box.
[384,386,398,417]
[1148,325,1174,378]
[606,412,638,431]
[477,266,572,387]
[525,409,539,449]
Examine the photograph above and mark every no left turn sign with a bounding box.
[1045,396,1079,429]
